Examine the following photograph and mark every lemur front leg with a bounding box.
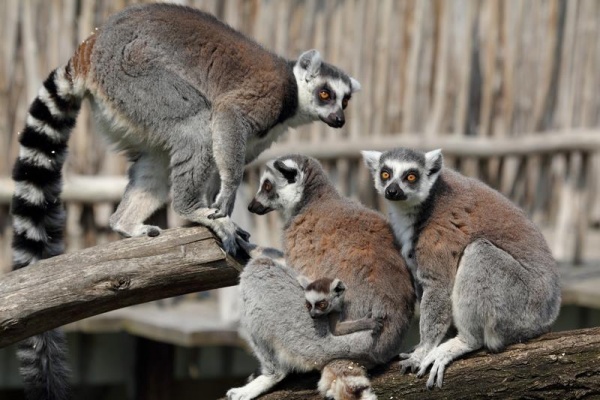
[169,130,243,255]
[399,275,453,374]
[330,312,384,336]
[208,107,249,220]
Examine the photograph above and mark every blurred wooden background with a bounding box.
[1,1,600,398]
[1,0,600,273]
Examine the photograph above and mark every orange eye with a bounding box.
[342,98,349,109]
[305,301,312,310]
[262,180,272,192]
[316,301,328,310]
[407,174,417,183]
[319,90,330,100]
[380,171,390,180]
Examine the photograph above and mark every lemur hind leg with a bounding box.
[226,336,286,400]
[418,238,537,388]
[110,152,170,237]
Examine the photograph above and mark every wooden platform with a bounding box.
[64,296,245,348]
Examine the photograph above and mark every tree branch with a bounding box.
[240,327,600,400]
[0,226,243,348]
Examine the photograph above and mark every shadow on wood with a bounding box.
[221,327,600,400]
[0,226,243,348]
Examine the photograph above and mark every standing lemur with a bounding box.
[362,148,561,389]
[10,3,359,399]
[228,155,415,400]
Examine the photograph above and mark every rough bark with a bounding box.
[0,226,243,348]
[244,327,600,400]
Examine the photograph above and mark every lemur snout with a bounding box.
[322,110,345,128]
[248,198,273,215]
[385,183,406,201]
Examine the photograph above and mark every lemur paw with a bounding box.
[235,226,251,242]
[226,388,250,400]
[399,357,421,374]
[207,209,227,220]
[417,347,450,389]
[371,317,385,336]
[399,348,428,374]
[114,224,161,238]
[210,194,235,220]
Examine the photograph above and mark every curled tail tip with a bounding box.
[18,331,71,400]
[319,360,374,400]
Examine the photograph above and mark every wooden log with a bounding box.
[234,327,600,400]
[0,226,243,348]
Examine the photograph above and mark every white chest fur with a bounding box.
[388,207,418,273]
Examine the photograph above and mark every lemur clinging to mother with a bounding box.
[228,155,415,399]
[10,3,359,399]
[298,275,384,336]
[363,147,561,389]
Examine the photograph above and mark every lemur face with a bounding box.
[297,276,346,319]
[309,78,356,128]
[293,50,360,128]
[362,148,444,208]
[248,157,304,215]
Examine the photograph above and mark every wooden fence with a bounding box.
[1,0,600,272]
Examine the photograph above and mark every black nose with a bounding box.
[323,111,345,128]
[385,183,406,201]
[247,198,274,215]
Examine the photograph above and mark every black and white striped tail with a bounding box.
[11,65,82,400]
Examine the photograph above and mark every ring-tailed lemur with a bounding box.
[10,3,360,399]
[13,2,361,259]
[228,254,377,400]
[230,155,415,399]
[298,275,384,336]
[362,148,561,389]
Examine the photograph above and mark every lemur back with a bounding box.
[10,4,360,399]
[363,148,561,389]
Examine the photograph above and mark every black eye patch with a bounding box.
[402,169,420,183]
[274,160,298,184]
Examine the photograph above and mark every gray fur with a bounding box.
[227,257,376,400]
[73,3,360,254]
[300,276,384,336]
[240,155,415,399]
[363,147,561,389]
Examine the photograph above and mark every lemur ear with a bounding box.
[350,77,361,93]
[361,150,382,174]
[297,275,312,290]
[425,149,443,176]
[274,160,298,184]
[297,49,322,82]
[331,279,346,294]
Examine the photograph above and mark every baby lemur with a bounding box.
[10,3,359,398]
[299,275,383,336]
[228,254,378,400]
[228,155,415,399]
[363,148,561,389]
